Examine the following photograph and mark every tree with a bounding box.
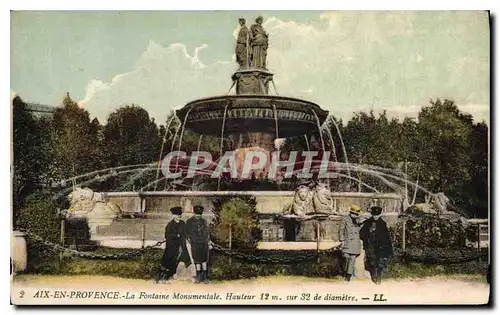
[47,93,102,181]
[462,121,488,217]
[12,96,50,219]
[340,111,403,192]
[416,99,474,194]
[103,105,161,167]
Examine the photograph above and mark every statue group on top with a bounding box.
[235,16,269,69]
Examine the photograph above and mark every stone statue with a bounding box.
[288,184,313,216]
[405,192,457,216]
[235,18,251,68]
[250,16,269,69]
[312,182,335,214]
[66,187,122,234]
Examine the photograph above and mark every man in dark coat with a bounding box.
[360,206,394,284]
[186,205,211,284]
[155,206,189,283]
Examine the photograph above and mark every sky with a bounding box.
[11,11,490,124]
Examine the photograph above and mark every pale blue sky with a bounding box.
[11,11,490,123]
[11,11,321,102]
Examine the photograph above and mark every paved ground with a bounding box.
[11,274,489,305]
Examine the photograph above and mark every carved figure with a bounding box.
[250,16,269,69]
[287,185,313,216]
[406,192,454,216]
[66,187,122,234]
[235,18,251,68]
[312,182,335,214]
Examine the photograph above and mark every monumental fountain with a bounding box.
[63,17,404,249]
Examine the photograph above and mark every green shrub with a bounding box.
[15,192,63,272]
[212,197,262,250]
[390,216,468,249]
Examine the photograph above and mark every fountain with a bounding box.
[63,17,404,249]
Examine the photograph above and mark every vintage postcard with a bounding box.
[10,10,490,305]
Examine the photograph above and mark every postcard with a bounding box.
[10,10,490,305]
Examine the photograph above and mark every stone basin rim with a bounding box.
[183,94,325,108]
[103,191,402,199]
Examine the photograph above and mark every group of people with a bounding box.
[157,202,393,285]
[156,205,212,284]
[339,204,394,284]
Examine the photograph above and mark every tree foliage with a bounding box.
[12,96,51,220]
[212,197,261,250]
[103,105,161,167]
[48,93,102,180]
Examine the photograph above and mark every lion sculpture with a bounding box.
[312,182,335,214]
[283,184,313,217]
[284,182,337,216]
[406,192,455,215]
[66,187,122,234]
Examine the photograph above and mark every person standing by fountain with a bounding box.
[186,205,211,284]
[155,206,187,283]
[360,206,393,285]
[250,16,268,69]
[339,204,363,282]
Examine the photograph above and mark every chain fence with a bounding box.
[18,228,488,265]
[20,229,165,260]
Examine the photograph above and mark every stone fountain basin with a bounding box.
[176,95,329,138]
[80,191,402,247]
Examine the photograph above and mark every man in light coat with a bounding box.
[339,204,363,281]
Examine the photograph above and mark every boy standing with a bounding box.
[186,205,211,284]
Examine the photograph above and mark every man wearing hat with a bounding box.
[186,205,211,284]
[156,206,189,283]
[339,204,363,281]
[360,206,393,284]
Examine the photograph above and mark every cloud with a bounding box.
[80,12,489,125]
[80,40,236,123]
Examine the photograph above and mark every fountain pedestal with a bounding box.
[232,69,274,95]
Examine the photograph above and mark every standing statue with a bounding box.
[250,16,269,69]
[235,18,251,68]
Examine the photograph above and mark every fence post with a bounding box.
[477,224,481,250]
[141,220,146,261]
[477,224,482,263]
[402,219,406,252]
[140,197,146,261]
[229,223,232,265]
[59,219,65,265]
[316,220,320,264]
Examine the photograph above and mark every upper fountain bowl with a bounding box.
[175,94,329,138]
